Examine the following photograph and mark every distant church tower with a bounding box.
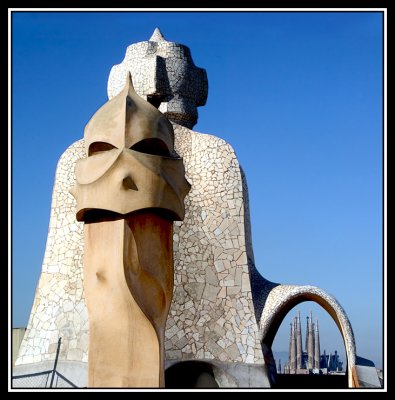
[314,319,321,369]
[287,311,322,373]
[307,310,315,369]
[289,319,297,372]
[296,311,303,370]
[305,315,309,356]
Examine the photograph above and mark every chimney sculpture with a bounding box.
[71,73,190,387]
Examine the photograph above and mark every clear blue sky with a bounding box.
[11,10,384,369]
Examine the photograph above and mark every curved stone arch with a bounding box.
[259,284,357,387]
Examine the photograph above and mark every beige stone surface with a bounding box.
[72,74,190,223]
[84,217,173,387]
[72,76,189,387]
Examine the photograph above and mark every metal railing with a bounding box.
[12,338,80,389]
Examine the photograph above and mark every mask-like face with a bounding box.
[71,73,191,222]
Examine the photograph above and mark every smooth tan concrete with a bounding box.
[71,72,190,223]
[72,73,189,387]
[84,216,173,387]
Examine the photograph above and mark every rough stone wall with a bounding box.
[167,125,263,363]
[15,141,87,365]
[15,124,264,367]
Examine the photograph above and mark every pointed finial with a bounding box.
[149,27,165,42]
[125,71,134,89]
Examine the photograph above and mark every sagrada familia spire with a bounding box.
[284,311,323,373]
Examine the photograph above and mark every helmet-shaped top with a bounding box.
[107,28,208,129]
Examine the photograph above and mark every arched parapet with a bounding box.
[259,284,357,387]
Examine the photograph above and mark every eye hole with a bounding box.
[131,138,171,157]
[89,142,116,156]
[147,94,164,109]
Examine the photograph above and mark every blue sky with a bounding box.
[11,10,384,369]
